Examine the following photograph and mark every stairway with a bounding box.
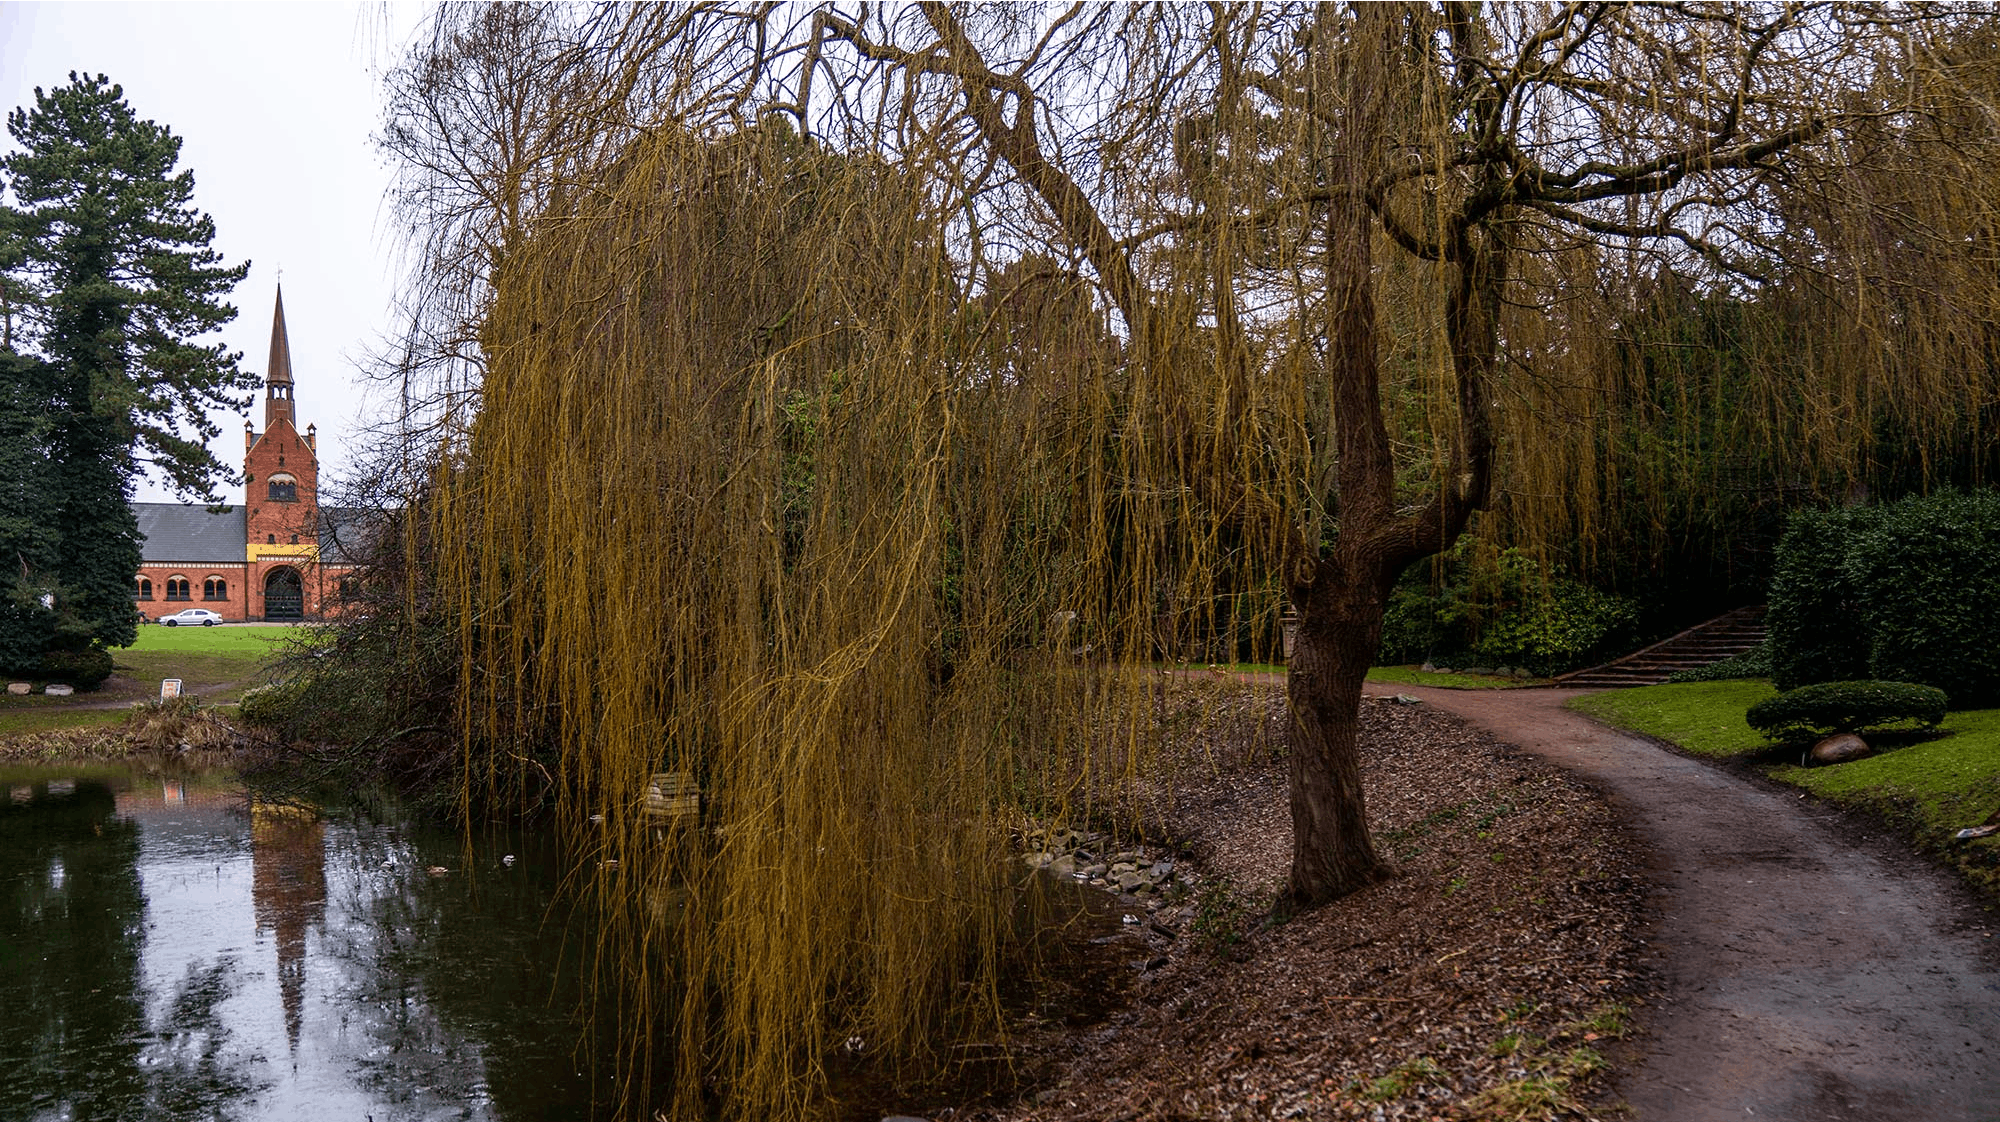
[1557,605,1766,689]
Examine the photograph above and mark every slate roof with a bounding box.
[317,506,380,565]
[134,502,246,563]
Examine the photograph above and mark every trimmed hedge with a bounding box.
[1745,679,1948,741]
[1842,490,2000,706]
[1766,508,1868,691]
[1766,490,2000,705]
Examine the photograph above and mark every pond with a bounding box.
[0,764,640,1121]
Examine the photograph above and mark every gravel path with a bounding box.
[1369,684,2000,1122]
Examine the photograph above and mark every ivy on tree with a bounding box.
[0,72,250,670]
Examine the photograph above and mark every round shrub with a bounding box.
[1745,679,1948,741]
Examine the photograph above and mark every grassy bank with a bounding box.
[1,625,297,747]
[1574,681,2000,896]
[115,624,297,701]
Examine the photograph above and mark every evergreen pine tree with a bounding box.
[2,72,251,665]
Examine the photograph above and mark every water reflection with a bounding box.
[0,766,636,1121]
[249,804,324,1052]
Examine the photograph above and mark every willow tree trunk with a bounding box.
[1281,553,1398,910]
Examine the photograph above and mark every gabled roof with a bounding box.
[134,502,245,564]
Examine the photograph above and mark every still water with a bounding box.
[0,765,636,1121]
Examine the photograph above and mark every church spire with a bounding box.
[264,284,296,428]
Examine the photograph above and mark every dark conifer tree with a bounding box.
[2,72,250,664]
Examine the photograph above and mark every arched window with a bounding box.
[338,575,361,602]
[267,472,297,503]
[204,577,227,601]
[134,577,153,600]
[266,534,276,545]
[166,576,191,601]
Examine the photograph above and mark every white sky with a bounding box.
[1,1,429,503]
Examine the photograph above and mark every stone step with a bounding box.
[1557,606,1767,689]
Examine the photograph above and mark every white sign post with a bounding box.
[160,679,182,701]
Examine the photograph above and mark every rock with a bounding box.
[1115,871,1146,893]
[1393,694,1422,706]
[43,684,73,697]
[6,682,29,695]
[1811,733,1873,764]
[1048,854,1076,877]
[1465,666,1494,676]
[1147,860,1175,881]
[1492,666,1514,678]
[1110,861,1137,874]
[1023,851,1055,869]
[1080,863,1108,878]
[1420,661,1438,673]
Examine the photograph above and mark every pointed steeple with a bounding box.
[264,284,296,428]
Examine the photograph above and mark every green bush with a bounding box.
[1744,680,1948,741]
[1766,490,2000,705]
[1841,490,2000,707]
[236,679,308,729]
[1469,571,1638,677]
[1377,581,1446,665]
[1766,507,1868,691]
[1376,542,1638,675]
[1667,640,1772,683]
[37,646,114,690]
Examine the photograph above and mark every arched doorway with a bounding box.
[264,567,304,620]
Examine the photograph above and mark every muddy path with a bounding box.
[1365,684,2000,1122]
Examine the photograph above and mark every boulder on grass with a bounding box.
[1810,732,1873,765]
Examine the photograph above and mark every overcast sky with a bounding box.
[1,1,428,503]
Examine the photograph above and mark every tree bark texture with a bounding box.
[1281,555,1398,910]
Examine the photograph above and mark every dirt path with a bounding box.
[1364,684,2000,1121]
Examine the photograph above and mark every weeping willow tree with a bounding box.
[370,3,2000,1117]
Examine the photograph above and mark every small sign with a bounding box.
[160,679,182,700]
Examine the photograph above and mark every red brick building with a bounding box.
[133,287,362,622]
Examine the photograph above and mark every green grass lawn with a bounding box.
[113,624,301,700]
[1569,680,1778,758]
[1572,679,2000,896]
[0,708,127,737]
[1366,665,1545,690]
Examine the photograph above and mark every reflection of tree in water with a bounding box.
[141,957,273,1120]
[0,780,148,1119]
[321,824,644,1120]
[249,803,327,1053]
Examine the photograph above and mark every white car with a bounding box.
[158,608,224,627]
